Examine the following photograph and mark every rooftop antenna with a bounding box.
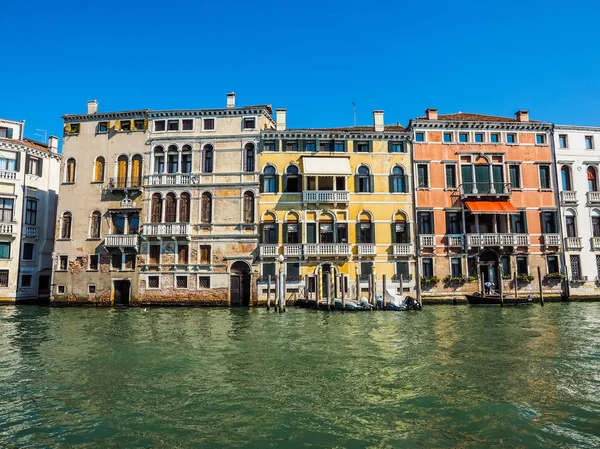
[352,102,356,127]
[34,129,47,143]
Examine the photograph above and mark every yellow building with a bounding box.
[257,109,413,302]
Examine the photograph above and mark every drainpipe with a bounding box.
[408,132,422,304]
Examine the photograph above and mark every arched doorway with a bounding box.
[230,261,250,307]
[479,250,499,286]
[313,262,340,301]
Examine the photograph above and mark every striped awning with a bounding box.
[464,200,518,214]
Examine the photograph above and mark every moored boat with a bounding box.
[465,292,534,306]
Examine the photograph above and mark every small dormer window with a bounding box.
[182,119,193,131]
[70,123,80,134]
[243,118,256,130]
[98,122,108,133]
[168,120,179,131]
[120,120,131,131]
[154,120,166,132]
[134,119,145,131]
[203,118,215,130]
[536,134,546,145]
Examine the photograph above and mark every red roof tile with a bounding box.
[418,112,523,122]
[0,137,49,151]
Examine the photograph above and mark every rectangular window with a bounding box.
[516,256,528,275]
[422,258,433,277]
[148,276,159,289]
[451,258,462,277]
[541,211,557,234]
[243,118,256,130]
[570,255,581,280]
[459,133,468,143]
[415,132,424,142]
[21,275,32,288]
[586,136,594,149]
[443,133,452,143]
[203,118,215,130]
[511,211,528,233]
[25,199,37,225]
[199,245,211,264]
[536,134,546,144]
[111,253,122,270]
[149,245,160,265]
[0,157,16,172]
[418,211,434,234]
[59,255,68,271]
[390,142,404,152]
[89,254,99,271]
[0,242,10,259]
[334,142,345,152]
[124,253,136,270]
[445,165,457,188]
[286,141,298,152]
[305,141,316,152]
[98,122,108,133]
[337,223,348,243]
[264,141,276,152]
[263,263,276,279]
[539,165,551,189]
[507,133,516,144]
[154,120,166,132]
[356,142,369,153]
[500,256,511,277]
[88,285,96,294]
[417,164,429,188]
[490,133,500,143]
[559,135,567,148]
[547,256,559,274]
[176,275,188,289]
[181,119,193,131]
[360,262,373,277]
[120,120,131,131]
[178,245,189,264]
[509,165,521,188]
[57,285,65,294]
[69,123,80,133]
[167,120,179,131]
[22,243,34,260]
[395,261,410,279]
[198,276,211,289]
[320,141,332,152]
[474,133,484,143]
[286,262,300,281]
[445,211,462,234]
[133,119,145,131]
[27,158,39,176]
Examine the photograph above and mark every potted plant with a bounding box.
[517,274,534,283]
[545,272,566,281]
[421,276,440,287]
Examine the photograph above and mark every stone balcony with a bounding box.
[446,234,464,247]
[543,233,561,248]
[105,234,140,250]
[564,236,583,250]
[419,235,435,248]
[303,243,351,257]
[283,244,302,257]
[107,177,142,192]
[560,191,577,203]
[23,225,38,238]
[141,223,191,239]
[302,191,350,206]
[587,191,600,205]
[467,233,529,248]
[0,223,16,236]
[591,237,600,251]
[357,244,376,256]
[0,170,17,180]
[459,182,512,199]
[145,173,197,187]
[259,244,279,258]
[392,243,413,256]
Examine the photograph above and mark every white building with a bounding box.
[0,119,61,303]
[554,125,600,296]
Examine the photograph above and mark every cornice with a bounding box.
[0,141,61,161]
[554,124,600,132]
[261,130,409,140]
[408,119,552,132]
[62,110,149,122]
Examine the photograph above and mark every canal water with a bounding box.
[1,304,599,448]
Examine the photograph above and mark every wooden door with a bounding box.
[230,275,242,307]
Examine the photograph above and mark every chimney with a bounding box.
[515,110,529,122]
[48,136,58,153]
[226,92,236,109]
[425,108,438,120]
[87,100,98,114]
[20,120,25,140]
[276,108,287,131]
[373,110,384,132]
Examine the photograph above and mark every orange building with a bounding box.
[410,109,562,300]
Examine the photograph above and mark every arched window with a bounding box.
[284,165,301,193]
[165,193,177,222]
[319,213,334,244]
[561,165,572,191]
[90,211,101,239]
[61,212,72,239]
[201,192,212,224]
[117,155,128,187]
[167,145,178,174]
[565,209,577,237]
[131,155,142,187]
[245,143,255,172]
[285,213,300,244]
[181,145,192,174]
[390,166,406,193]
[203,144,214,173]
[179,192,191,222]
[154,146,165,174]
[392,212,409,243]
[357,212,373,243]
[66,158,76,183]
[262,165,278,193]
[588,166,598,192]
[356,166,371,193]
[94,157,105,182]
[151,193,162,223]
[261,213,277,244]
[592,209,600,238]
[243,191,254,223]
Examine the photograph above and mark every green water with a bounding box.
[1,305,599,448]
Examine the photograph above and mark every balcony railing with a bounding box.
[303,243,351,257]
[357,244,376,256]
[392,243,413,256]
[467,233,529,247]
[303,191,350,204]
[0,223,15,235]
[105,234,140,248]
[459,182,512,198]
[108,177,142,191]
[23,225,38,238]
[142,223,190,237]
[259,244,279,257]
[392,274,413,282]
[446,234,464,247]
[591,237,600,250]
[564,236,582,249]
[283,244,302,257]
[560,191,577,203]
[587,191,600,204]
[544,234,561,247]
[419,235,435,247]
[145,173,195,186]
[0,170,17,180]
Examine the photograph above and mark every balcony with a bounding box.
[145,173,196,187]
[544,234,561,247]
[302,191,350,206]
[0,170,17,180]
[23,225,38,238]
[591,237,600,251]
[259,244,279,258]
[0,223,16,236]
[392,243,413,256]
[467,233,529,247]
[303,243,351,257]
[283,244,302,257]
[587,191,600,205]
[141,223,190,238]
[446,234,464,247]
[105,234,140,249]
[419,235,435,248]
[459,182,512,199]
[564,236,582,250]
[560,191,577,203]
[357,244,377,256]
[392,274,413,282]
[107,177,142,192]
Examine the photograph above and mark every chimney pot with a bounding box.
[425,108,438,120]
[87,100,98,114]
[276,108,287,131]
[373,110,384,132]
[515,110,529,122]
[48,136,58,153]
[226,92,236,109]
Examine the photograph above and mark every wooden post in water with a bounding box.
[478,265,484,296]
[315,274,320,310]
[368,275,373,308]
[266,275,271,310]
[275,274,279,313]
[499,265,504,307]
[537,266,544,307]
[304,275,309,303]
[399,274,404,298]
[283,276,287,312]
[325,272,331,311]
[373,271,378,309]
[514,272,518,300]
[355,268,360,303]
[382,274,387,310]
[341,275,346,310]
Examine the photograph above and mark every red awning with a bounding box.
[464,200,518,214]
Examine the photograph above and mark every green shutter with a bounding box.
[355,223,361,244]
[306,223,316,243]
[368,141,373,153]
[259,174,264,193]
[258,224,264,243]
[274,223,279,244]
[274,174,279,194]
[522,211,528,233]
[7,129,13,139]
[282,223,288,243]
[430,211,435,234]
[370,222,375,243]
[391,223,396,243]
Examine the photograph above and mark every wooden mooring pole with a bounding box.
[341,275,346,310]
[382,274,387,310]
[266,275,271,310]
[514,272,518,301]
[304,274,309,304]
[325,272,331,311]
[315,274,320,310]
[499,265,504,307]
[537,266,544,307]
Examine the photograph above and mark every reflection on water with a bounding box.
[1,304,600,448]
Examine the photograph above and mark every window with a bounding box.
[570,255,581,280]
[561,165,572,191]
[597,256,600,281]
[203,118,215,130]
[89,255,99,271]
[451,258,462,277]
[586,136,594,149]
[509,165,521,188]
[89,211,101,239]
[262,222,278,244]
[25,199,37,225]
[334,142,345,152]
[198,276,211,289]
[154,120,166,132]
[203,144,213,173]
[21,275,32,288]
[88,285,96,295]
[588,167,598,192]
[391,166,406,193]
[22,243,34,260]
[262,263,276,279]
[263,141,276,152]
[243,191,254,223]
[304,141,316,152]
[285,165,301,192]
[199,245,211,264]
[422,258,433,277]
[500,256,511,277]
[358,216,373,244]
[337,223,348,243]
[149,245,160,265]
[182,119,193,131]
[395,262,410,280]
[64,158,75,182]
[98,122,108,133]
[592,215,600,237]
[201,193,212,224]
[559,135,567,148]
[263,166,278,193]
[59,255,68,271]
[320,141,332,152]
[287,263,300,281]
[151,194,163,223]
[120,120,131,131]
[134,119,145,131]
[179,192,191,222]
[69,123,80,133]
[417,164,429,188]
[356,142,369,153]
[0,199,13,223]
[177,245,189,265]
[356,166,371,193]
[57,284,65,294]
[490,133,500,143]
[167,147,178,174]
[443,133,453,143]
[148,276,159,289]
[243,118,256,130]
[360,262,373,278]
[111,253,122,270]
[459,133,468,143]
[445,165,456,188]
[539,165,551,189]
[417,211,434,234]
[415,132,424,142]
[565,213,577,237]
[0,242,10,259]
[60,212,72,239]
[164,193,177,223]
[286,222,300,243]
[547,256,559,275]
[153,147,165,174]
[511,211,528,233]
[541,210,558,234]
[536,134,546,145]
[507,133,516,144]
[283,141,297,152]
[0,157,16,172]
[516,256,528,275]
[245,143,255,172]
[181,147,192,174]
[393,215,409,243]
[445,212,462,234]
[474,133,484,143]
[167,120,179,131]
[93,157,105,182]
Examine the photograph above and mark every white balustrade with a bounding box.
[587,191,600,204]
[560,191,577,203]
[283,244,302,257]
[0,223,14,235]
[564,237,582,249]
[142,223,190,236]
[446,234,464,247]
[303,243,351,257]
[23,226,38,238]
[467,233,529,247]
[303,191,350,204]
[357,244,376,256]
[0,170,17,180]
[393,244,412,256]
[259,244,279,257]
[544,234,561,246]
[105,234,140,247]
[419,235,435,247]
[145,173,197,186]
[591,237,600,250]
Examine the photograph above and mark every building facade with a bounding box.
[0,119,60,303]
[554,125,600,296]
[257,110,414,302]
[410,109,563,300]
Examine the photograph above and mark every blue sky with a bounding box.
[1,0,599,144]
